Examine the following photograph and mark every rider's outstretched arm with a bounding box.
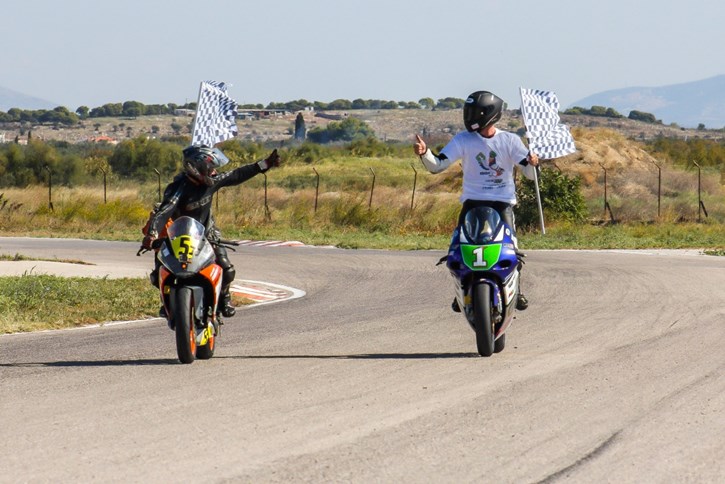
[419,149,453,174]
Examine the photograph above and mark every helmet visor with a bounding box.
[210,148,229,168]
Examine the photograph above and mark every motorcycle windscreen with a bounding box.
[161,216,215,274]
[462,206,503,244]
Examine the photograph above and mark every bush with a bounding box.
[516,167,588,228]
[629,110,658,123]
[307,117,375,143]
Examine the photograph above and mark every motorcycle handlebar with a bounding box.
[136,239,164,256]
[136,238,239,256]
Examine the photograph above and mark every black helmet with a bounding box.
[463,91,504,132]
[182,145,229,186]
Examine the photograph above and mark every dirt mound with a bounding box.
[554,128,660,186]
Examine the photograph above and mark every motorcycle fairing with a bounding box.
[446,205,521,338]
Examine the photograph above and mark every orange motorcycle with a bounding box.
[139,216,236,364]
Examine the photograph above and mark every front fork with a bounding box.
[159,267,217,333]
[455,277,504,327]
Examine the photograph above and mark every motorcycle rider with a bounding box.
[142,145,281,318]
[413,90,539,310]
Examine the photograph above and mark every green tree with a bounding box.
[108,137,181,180]
[294,113,306,140]
[327,99,353,110]
[122,101,145,118]
[75,106,90,119]
[419,97,435,109]
[435,97,465,110]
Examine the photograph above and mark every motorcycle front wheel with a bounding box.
[195,322,216,360]
[174,287,197,364]
[473,282,494,357]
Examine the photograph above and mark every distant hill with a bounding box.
[0,86,58,111]
[569,75,725,129]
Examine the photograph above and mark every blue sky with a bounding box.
[3,0,724,110]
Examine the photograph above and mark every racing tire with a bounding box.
[174,287,196,364]
[473,282,494,357]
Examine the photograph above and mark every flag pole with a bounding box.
[519,87,546,234]
[189,81,204,146]
[533,164,546,234]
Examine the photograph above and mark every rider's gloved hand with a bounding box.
[257,149,280,172]
[142,232,157,250]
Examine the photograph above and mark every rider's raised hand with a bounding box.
[257,149,280,172]
[413,134,428,156]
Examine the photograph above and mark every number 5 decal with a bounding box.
[177,235,194,261]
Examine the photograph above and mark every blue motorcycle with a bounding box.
[443,206,522,357]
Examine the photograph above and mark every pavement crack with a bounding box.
[535,430,621,483]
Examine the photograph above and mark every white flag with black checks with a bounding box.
[191,80,239,147]
[519,87,576,159]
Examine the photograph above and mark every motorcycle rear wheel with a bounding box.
[473,282,494,357]
[494,333,506,353]
[174,287,196,364]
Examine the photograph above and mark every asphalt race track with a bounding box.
[0,238,723,483]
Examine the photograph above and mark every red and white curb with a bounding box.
[230,279,306,306]
[236,240,306,247]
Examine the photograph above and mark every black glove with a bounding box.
[142,233,157,250]
[257,149,280,172]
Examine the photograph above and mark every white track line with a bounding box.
[1,279,306,337]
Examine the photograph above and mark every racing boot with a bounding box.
[220,292,236,318]
[516,293,529,311]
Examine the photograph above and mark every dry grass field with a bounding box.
[2,107,725,230]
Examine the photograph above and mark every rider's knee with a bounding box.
[149,268,160,288]
[222,265,236,286]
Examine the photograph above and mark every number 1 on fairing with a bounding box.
[472,247,487,267]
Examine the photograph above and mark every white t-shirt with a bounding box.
[439,129,533,204]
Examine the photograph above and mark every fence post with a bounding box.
[313,167,320,213]
[368,167,376,209]
[693,161,707,221]
[263,172,271,221]
[44,165,53,211]
[599,163,614,223]
[154,169,161,202]
[100,168,107,204]
[410,163,418,211]
[652,160,661,219]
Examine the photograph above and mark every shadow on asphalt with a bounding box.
[1,353,481,367]
[0,359,178,367]
[220,352,479,360]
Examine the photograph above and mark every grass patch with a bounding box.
[703,249,725,256]
[518,221,725,250]
[0,253,93,265]
[0,275,158,334]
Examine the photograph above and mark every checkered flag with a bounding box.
[519,88,576,159]
[191,80,238,147]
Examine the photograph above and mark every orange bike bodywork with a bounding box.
[159,262,223,325]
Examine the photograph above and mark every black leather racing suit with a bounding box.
[146,162,264,307]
